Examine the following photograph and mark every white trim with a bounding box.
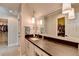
[8,43,19,47]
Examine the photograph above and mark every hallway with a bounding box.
[0,32,8,46]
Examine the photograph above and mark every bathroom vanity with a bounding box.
[25,34,79,56]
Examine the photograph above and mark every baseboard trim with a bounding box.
[8,43,19,47]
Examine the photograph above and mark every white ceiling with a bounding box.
[72,3,79,12]
[0,3,20,18]
[0,3,79,18]
[0,3,62,18]
[27,3,62,17]
[0,3,20,11]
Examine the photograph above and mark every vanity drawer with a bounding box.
[35,46,49,56]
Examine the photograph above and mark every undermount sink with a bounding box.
[31,38,39,41]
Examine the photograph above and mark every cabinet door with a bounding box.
[28,41,35,56]
[25,39,29,55]
[35,46,49,56]
[25,39,35,56]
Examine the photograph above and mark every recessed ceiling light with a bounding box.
[9,10,13,13]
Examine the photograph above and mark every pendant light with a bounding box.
[68,8,75,19]
[62,3,75,19]
[62,3,71,14]
[32,10,36,37]
[40,19,43,25]
[32,10,35,24]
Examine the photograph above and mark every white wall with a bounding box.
[45,15,57,36]
[8,17,18,46]
[66,12,79,38]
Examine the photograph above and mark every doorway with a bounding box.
[0,19,8,46]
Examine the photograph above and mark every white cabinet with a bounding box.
[25,39,29,55]
[28,41,35,56]
[25,39,35,56]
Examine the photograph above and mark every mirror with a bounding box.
[25,26,30,35]
[57,17,65,37]
[40,27,45,34]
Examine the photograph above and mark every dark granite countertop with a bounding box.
[25,37,78,56]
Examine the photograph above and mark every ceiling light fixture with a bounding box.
[68,8,75,19]
[62,3,71,14]
[40,19,42,25]
[32,10,35,24]
[32,17,35,24]
[62,3,75,19]
[9,10,13,13]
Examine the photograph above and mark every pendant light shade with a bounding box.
[62,3,71,14]
[32,10,35,24]
[32,17,35,24]
[62,3,75,19]
[68,8,75,19]
[40,19,42,25]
